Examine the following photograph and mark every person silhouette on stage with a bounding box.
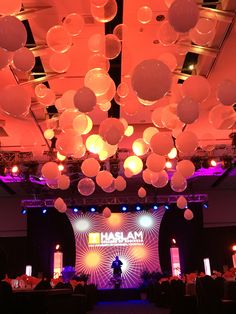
[111,256,123,276]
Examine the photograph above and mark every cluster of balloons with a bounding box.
[0,1,235,221]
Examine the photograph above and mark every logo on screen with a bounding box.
[88,233,101,244]
[88,231,144,247]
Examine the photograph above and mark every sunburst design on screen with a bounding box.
[67,208,165,288]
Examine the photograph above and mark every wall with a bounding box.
[0,197,27,237]
[204,190,236,227]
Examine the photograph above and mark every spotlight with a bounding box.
[11,165,19,174]
[55,244,60,251]
[172,238,177,245]
[232,245,236,252]
[164,204,170,210]
[58,164,64,171]
[135,204,142,211]
[72,207,79,213]
[121,205,128,212]
[152,204,158,210]
[210,159,217,167]
[203,202,208,209]
[89,207,96,213]
[165,161,172,169]
[42,208,47,214]
[188,64,195,71]
[21,208,27,215]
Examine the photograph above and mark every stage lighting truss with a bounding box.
[21,194,208,208]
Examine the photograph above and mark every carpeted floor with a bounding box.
[87,300,170,314]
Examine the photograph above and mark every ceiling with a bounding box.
[0,0,235,202]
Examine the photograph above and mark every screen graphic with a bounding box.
[67,209,165,289]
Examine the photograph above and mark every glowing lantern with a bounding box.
[44,129,54,140]
[123,156,143,175]
[81,158,101,177]
[86,134,104,154]
[132,138,149,156]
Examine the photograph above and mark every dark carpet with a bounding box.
[87,300,170,314]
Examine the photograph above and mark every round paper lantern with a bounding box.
[152,170,169,188]
[176,131,198,155]
[37,88,55,106]
[182,75,210,103]
[84,68,111,96]
[131,59,172,101]
[158,52,177,71]
[195,17,215,34]
[97,78,116,104]
[138,187,146,198]
[143,127,159,144]
[0,47,12,69]
[88,53,110,72]
[0,1,22,15]
[86,134,104,154]
[170,172,187,192]
[57,203,67,213]
[77,178,95,196]
[123,155,143,176]
[142,168,153,185]
[74,87,97,113]
[105,34,121,59]
[96,170,113,188]
[0,85,31,118]
[90,0,118,23]
[35,84,48,98]
[137,6,152,24]
[88,33,105,53]
[177,97,199,124]
[0,16,27,51]
[56,129,83,157]
[46,179,59,190]
[99,117,124,145]
[49,52,70,73]
[41,162,60,180]
[61,90,76,109]
[54,197,65,210]
[59,109,78,131]
[103,206,111,218]
[146,153,166,172]
[113,23,128,41]
[168,147,177,159]
[13,47,35,72]
[99,141,117,159]
[63,13,84,36]
[151,107,165,128]
[217,79,236,106]
[168,0,199,33]
[82,115,93,134]
[117,82,129,98]
[176,160,195,178]
[114,176,127,191]
[189,27,215,46]
[102,180,115,193]
[46,25,72,53]
[124,168,133,178]
[91,0,108,6]
[58,174,70,190]
[132,138,149,156]
[44,128,54,140]
[81,158,101,177]
[161,103,182,130]
[177,196,187,209]
[73,114,89,134]
[124,125,134,137]
[72,145,86,159]
[158,21,179,46]
[209,104,236,129]
[150,132,174,156]
[57,151,66,161]
[184,208,194,220]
